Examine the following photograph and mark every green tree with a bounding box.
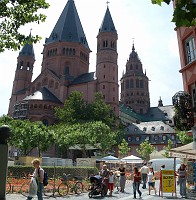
[136,139,155,161]
[177,130,193,145]
[54,91,88,124]
[9,119,53,156]
[90,92,116,127]
[118,139,130,157]
[0,0,49,52]
[53,121,116,157]
[162,139,173,157]
[152,0,196,27]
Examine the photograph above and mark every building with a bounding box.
[173,1,196,124]
[8,0,119,124]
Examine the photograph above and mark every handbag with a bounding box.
[28,177,38,197]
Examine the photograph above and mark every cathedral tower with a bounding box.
[120,44,150,114]
[8,35,35,116]
[41,0,91,95]
[96,5,119,115]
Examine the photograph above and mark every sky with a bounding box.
[0,0,183,116]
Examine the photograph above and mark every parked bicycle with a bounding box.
[44,174,83,197]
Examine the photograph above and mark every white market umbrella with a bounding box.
[101,155,120,163]
[121,155,143,164]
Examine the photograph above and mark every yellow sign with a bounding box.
[161,170,175,193]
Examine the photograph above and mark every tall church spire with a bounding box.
[45,0,89,49]
[99,6,116,33]
[19,31,35,58]
[96,5,119,115]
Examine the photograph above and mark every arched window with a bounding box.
[126,80,129,89]
[130,79,134,88]
[136,79,139,88]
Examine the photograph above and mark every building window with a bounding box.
[126,80,129,89]
[146,136,150,140]
[171,135,175,140]
[160,126,164,130]
[162,135,166,141]
[151,127,155,131]
[185,36,196,64]
[154,135,158,141]
[130,64,133,70]
[128,136,131,142]
[103,85,105,89]
[143,127,147,131]
[136,136,140,141]
[136,79,139,88]
[130,79,134,88]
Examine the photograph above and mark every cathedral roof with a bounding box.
[23,87,62,103]
[99,6,116,33]
[19,33,35,58]
[45,0,90,49]
[70,72,96,85]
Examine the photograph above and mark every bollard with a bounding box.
[0,125,11,200]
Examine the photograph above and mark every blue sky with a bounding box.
[0,0,183,116]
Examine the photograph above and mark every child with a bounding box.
[108,170,115,196]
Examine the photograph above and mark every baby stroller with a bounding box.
[88,175,106,198]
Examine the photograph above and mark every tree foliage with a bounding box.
[55,91,116,128]
[162,139,173,157]
[0,116,54,156]
[136,139,155,160]
[177,130,193,144]
[0,0,49,52]
[118,139,130,157]
[52,121,116,157]
[152,0,196,27]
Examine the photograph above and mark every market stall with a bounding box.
[169,142,196,192]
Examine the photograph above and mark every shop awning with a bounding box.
[169,142,196,159]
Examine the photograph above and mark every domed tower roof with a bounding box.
[129,44,140,61]
[45,0,90,50]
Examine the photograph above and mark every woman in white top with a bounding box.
[147,167,156,195]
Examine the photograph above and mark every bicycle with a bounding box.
[44,174,83,197]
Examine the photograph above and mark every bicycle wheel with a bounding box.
[6,181,11,194]
[74,181,83,194]
[20,183,29,197]
[58,182,69,197]
[44,182,55,197]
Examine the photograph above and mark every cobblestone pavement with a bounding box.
[5,181,196,200]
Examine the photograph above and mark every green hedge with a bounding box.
[8,166,99,179]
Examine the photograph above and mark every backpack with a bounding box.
[38,168,48,186]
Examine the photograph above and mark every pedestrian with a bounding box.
[100,164,109,195]
[118,163,126,192]
[132,166,142,199]
[108,170,115,196]
[140,162,149,189]
[177,163,187,198]
[147,167,156,195]
[26,158,44,200]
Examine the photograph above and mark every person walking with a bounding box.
[118,163,126,192]
[177,163,187,198]
[132,167,142,199]
[26,158,44,200]
[147,167,156,195]
[140,162,149,189]
[100,164,109,195]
